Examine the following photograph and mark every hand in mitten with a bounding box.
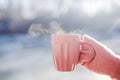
[79,35,120,80]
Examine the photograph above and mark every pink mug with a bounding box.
[51,34,80,71]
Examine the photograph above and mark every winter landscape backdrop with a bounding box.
[0,0,120,80]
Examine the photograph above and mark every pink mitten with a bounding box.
[79,35,120,80]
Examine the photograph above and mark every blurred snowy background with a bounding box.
[0,0,120,80]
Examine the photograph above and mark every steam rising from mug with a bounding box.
[28,21,82,37]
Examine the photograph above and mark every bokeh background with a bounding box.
[0,0,120,80]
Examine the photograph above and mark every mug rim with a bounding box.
[51,34,80,38]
